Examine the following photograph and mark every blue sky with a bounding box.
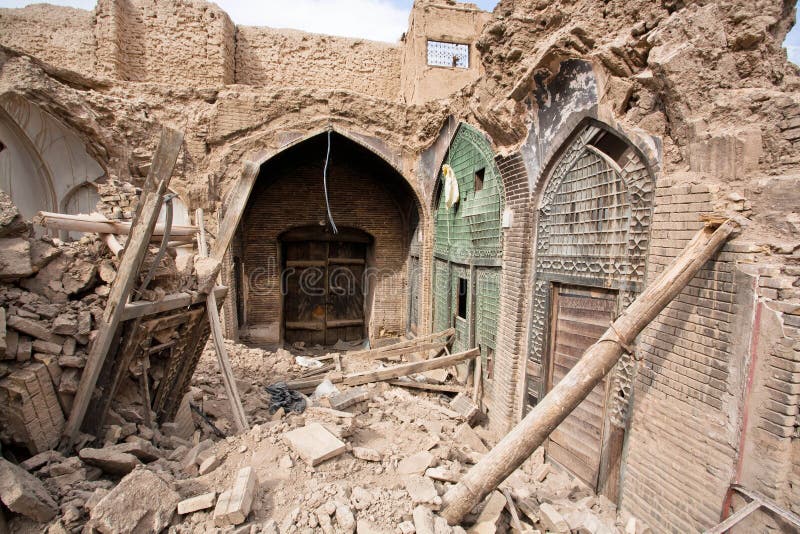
[0,0,798,54]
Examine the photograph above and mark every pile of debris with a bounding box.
[2,336,642,533]
[0,188,198,457]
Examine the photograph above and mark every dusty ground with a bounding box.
[5,340,636,533]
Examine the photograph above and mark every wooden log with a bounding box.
[37,212,196,242]
[197,209,249,433]
[440,219,739,525]
[101,234,123,257]
[63,127,184,444]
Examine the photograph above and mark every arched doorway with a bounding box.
[281,226,372,345]
[526,120,655,501]
[431,123,504,397]
[231,131,420,345]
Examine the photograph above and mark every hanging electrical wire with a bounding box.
[323,129,338,234]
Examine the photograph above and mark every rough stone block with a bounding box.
[404,475,441,507]
[6,316,64,345]
[0,458,58,522]
[198,454,221,475]
[468,491,506,534]
[398,451,434,476]
[213,466,258,526]
[79,448,141,475]
[109,440,161,462]
[412,505,435,534]
[89,468,180,533]
[352,447,382,462]
[539,503,569,534]
[450,393,480,425]
[178,492,216,514]
[454,423,488,454]
[284,423,346,466]
[0,238,34,280]
[328,386,371,411]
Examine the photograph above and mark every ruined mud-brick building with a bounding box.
[1,0,799,531]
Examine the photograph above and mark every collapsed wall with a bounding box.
[0,0,798,532]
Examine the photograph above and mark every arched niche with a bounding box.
[525,120,655,501]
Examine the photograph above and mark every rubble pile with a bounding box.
[0,190,194,457]
[4,333,645,533]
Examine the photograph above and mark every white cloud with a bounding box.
[214,0,409,43]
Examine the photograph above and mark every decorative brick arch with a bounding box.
[527,119,656,431]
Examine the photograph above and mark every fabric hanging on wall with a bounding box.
[442,163,459,209]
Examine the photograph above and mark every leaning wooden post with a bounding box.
[441,217,739,525]
[62,127,184,444]
[196,208,249,433]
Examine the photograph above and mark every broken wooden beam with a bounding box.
[37,212,196,242]
[342,328,455,360]
[63,127,185,444]
[197,208,248,433]
[120,287,228,321]
[388,381,465,393]
[286,348,480,391]
[440,219,739,525]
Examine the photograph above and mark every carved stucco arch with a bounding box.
[527,118,657,427]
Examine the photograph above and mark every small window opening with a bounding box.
[457,278,468,319]
[474,168,485,192]
[588,131,629,165]
[427,40,469,69]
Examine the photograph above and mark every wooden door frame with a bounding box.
[542,281,623,500]
[279,225,372,345]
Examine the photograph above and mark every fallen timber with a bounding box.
[63,127,185,444]
[37,211,197,243]
[314,328,456,361]
[441,217,740,525]
[286,347,480,392]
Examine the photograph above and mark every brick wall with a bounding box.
[487,153,532,433]
[620,178,746,532]
[96,0,235,85]
[235,27,401,100]
[0,4,95,76]
[237,134,415,342]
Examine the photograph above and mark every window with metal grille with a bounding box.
[427,40,469,69]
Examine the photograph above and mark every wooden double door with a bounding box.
[546,284,620,494]
[282,227,370,345]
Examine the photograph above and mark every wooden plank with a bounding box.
[120,287,227,321]
[286,348,480,391]
[197,209,249,433]
[63,127,184,443]
[212,162,259,262]
[731,485,800,529]
[704,500,761,534]
[342,348,479,387]
[81,318,147,435]
[502,489,524,533]
[388,381,465,393]
[343,329,455,359]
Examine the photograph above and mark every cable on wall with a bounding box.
[323,129,338,234]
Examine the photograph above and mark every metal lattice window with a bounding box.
[427,40,469,69]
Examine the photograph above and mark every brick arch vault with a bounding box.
[220,128,424,347]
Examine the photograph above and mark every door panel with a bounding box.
[547,284,617,489]
[283,235,367,345]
